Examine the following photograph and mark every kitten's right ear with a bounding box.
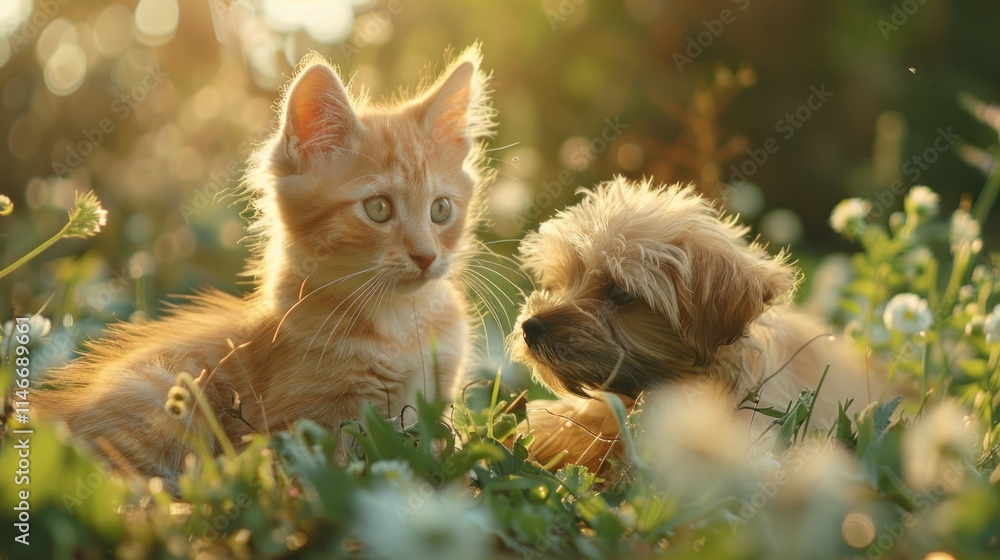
[281,62,359,168]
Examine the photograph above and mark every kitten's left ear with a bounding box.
[420,61,477,157]
[282,61,360,168]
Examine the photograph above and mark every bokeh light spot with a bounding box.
[760,208,804,246]
[36,17,73,65]
[44,43,87,96]
[263,0,354,43]
[129,251,156,278]
[93,3,134,57]
[617,142,645,171]
[192,86,222,122]
[134,0,179,46]
[0,0,32,37]
[0,37,10,68]
[559,136,591,171]
[841,511,875,549]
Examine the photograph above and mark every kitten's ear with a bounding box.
[282,62,359,167]
[421,61,476,156]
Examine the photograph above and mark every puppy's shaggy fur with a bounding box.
[511,177,875,471]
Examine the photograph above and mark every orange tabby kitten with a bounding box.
[36,45,495,480]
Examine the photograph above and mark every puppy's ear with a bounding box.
[675,239,797,365]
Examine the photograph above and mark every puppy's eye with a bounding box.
[607,283,634,306]
[364,196,392,223]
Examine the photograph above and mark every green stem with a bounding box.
[973,146,1000,226]
[0,222,70,280]
[938,245,972,321]
[178,372,237,460]
[916,336,930,419]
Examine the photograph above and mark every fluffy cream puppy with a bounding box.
[510,177,876,471]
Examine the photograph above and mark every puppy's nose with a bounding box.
[410,253,436,271]
[522,316,548,345]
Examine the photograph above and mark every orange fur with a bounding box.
[36,45,496,480]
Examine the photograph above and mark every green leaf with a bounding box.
[873,396,903,438]
[773,391,813,452]
[835,399,856,447]
[601,392,647,470]
[959,358,990,379]
[556,464,595,496]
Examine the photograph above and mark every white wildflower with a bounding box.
[749,453,781,477]
[902,401,976,492]
[2,316,52,351]
[985,304,1000,344]
[65,191,108,239]
[957,284,976,304]
[901,247,934,281]
[950,209,981,254]
[0,194,12,216]
[903,185,939,222]
[883,293,933,335]
[829,198,872,238]
[369,459,414,486]
[355,485,495,560]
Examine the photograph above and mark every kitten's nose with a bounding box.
[410,253,436,271]
[522,316,548,345]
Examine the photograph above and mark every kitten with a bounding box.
[36,45,495,480]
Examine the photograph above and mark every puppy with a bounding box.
[510,177,876,471]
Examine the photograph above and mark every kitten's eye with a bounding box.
[430,197,452,224]
[364,196,392,223]
[607,283,634,306]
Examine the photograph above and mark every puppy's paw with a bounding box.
[519,395,632,473]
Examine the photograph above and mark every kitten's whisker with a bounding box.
[461,279,497,357]
[335,173,386,192]
[468,248,536,290]
[463,267,520,320]
[318,274,386,366]
[273,266,379,343]
[493,170,521,183]
[301,273,381,366]
[481,238,523,245]
[465,262,530,298]
[463,273,515,349]
[484,141,520,152]
[333,146,386,173]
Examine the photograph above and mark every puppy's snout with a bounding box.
[521,316,549,346]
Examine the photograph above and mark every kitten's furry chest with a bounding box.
[239,281,468,430]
